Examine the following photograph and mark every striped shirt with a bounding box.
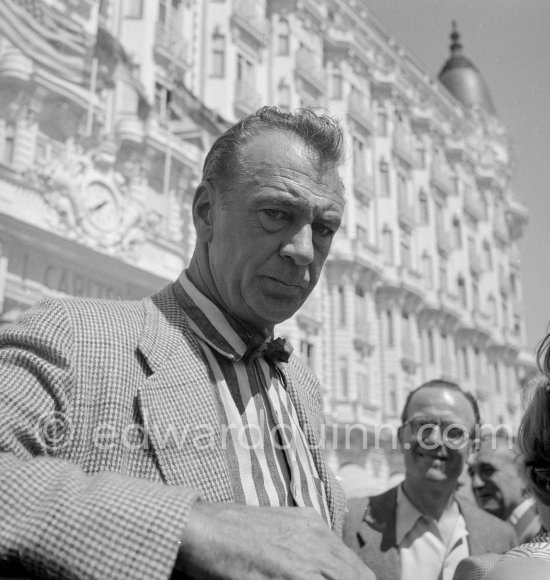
[174,271,329,524]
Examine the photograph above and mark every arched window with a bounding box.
[377,104,387,136]
[277,17,290,55]
[379,158,390,196]
[211,31,225,77]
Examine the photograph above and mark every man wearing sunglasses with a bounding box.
[343,379,516,580]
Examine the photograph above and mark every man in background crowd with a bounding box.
[344,379,516,580]
[470,432,541,543]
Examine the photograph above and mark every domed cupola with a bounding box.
[438,21,496,116]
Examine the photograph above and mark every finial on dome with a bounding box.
[450,20,462,56]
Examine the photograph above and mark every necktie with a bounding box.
[245,336,294,363]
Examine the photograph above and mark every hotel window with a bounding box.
[352,137,365,179]
[457,276,467,307]
[356,372,370,404]
[339,357,349,398]
[385,309,394,347]
[452,217,462,249]
[400,233,411,270]
[154,82,175,121]
[387,374,397,413]
[421,253,432,287]
[427,329,435,364]
[211,32,225,77]
[277,18,290,55]
[300,340,314,371]
[355,285,367,324]
[377,105,388,136]
[459,346,470,380]
[439,258,448,293]
[124,0,143,18]
[382,226,393,264]
[472,279,479,312]
[338,285,346,326]
[331,67,343,100]
[419,189,429,224]
[236,54,254,84]
[2,123,15,165]
[379,158,390,196]
[483,239,492,269]
[488,294,498,325]
[278,80,290,113]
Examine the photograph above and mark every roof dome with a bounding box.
[438,22,496,116]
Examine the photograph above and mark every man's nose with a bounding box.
[471,471,485,489]
[280,224,314,266]
[422,424,445,448]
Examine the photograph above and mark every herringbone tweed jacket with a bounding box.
[343,487,517,580]
[0,283,344,580]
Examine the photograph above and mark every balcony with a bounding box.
[295,47,325,94]
[234,80,262,117]
[353,322,374,352]
[116,115,144,144]
[392,131,417,167]
[397,196,415,229]
[464,189,486,222]
[494,214,509,244]
[506,194,529,240]
[231,0,266,47]
[348,92,375,133]
[154,22,191,70]
[469,253,483,277]
[430,162,455,197]
[353,172,375,202]
[352,238,380,273]
[401,338,419,374]
[435,224,453,255]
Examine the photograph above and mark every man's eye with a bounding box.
[312,223,333,237]
[263,209,288,220]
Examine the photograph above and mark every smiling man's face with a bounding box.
[399,386,477,493]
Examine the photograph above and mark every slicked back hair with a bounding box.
[400,379,481,427]
[201,106,345,197]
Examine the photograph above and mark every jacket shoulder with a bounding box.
[460,499,517,552]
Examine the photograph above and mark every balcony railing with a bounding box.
[295,47,325,93]
[397,196,415,228]
[234,80,262,116]
[348,92,375,133]
[431,162,455,197]
[435,224,453,255]
[232,0,265,44]
[494,214,509,243]
[464,189,486,221]
[353,172,375,201]
[155,22,191,68]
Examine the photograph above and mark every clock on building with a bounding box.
[82,181,121,233]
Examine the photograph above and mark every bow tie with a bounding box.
[244,336,293,364]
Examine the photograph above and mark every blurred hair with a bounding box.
[518,333,550,505]
[400,379,481,427]
[201,106,345,197]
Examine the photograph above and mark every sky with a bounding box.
[363,0,550,353]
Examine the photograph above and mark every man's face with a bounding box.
[469,439,524,520]
[201,130,344,332]
[400,386,476,493]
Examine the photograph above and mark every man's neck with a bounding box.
[185,259,272,340]
[402,479,456,520]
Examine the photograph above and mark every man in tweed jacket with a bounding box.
[0,108,372,579]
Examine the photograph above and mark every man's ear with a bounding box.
[192,180,216,242]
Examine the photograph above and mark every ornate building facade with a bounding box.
[0,0,532,493]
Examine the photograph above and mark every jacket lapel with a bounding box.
[137,286,233,503]
[281,364,338,529]
[358,488,401,580]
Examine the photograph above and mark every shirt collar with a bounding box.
[175,271,250,361]
[396,485,425,545]
[395,485,461,545]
